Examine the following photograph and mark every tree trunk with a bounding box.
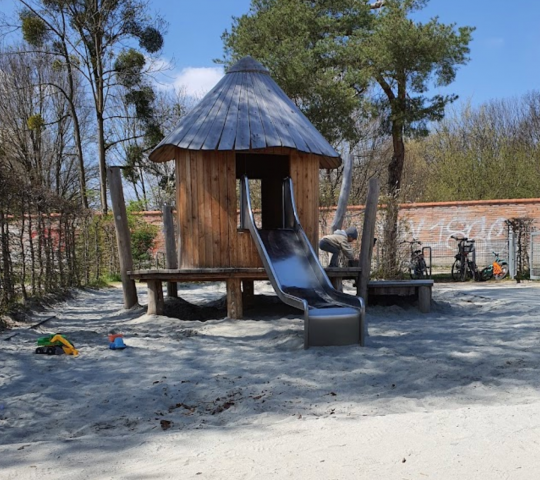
[97,112,108,213]
[388,125,405,195]
[384,123,405,277]
[60,27,89,209]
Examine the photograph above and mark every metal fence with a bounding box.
[371,237,512,277]
[531,232,540,280]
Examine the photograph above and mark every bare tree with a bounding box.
[0,45,89,200]
[17,0,166,212]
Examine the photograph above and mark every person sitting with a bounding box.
[319,226,358,267]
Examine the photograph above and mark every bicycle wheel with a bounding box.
[409,259,420,279]
[452,259,466,282]
[494,262,509,280]
[468,261,478,281]
[415,258,428,278]
[410,261,427,279]
[479,266,493,281]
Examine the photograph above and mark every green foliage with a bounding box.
[88,276,117,288]
[51,59,64,71]
[126,144,144,167]
[126,199,147,214]
[124,18,164,53]
[222,0,372,145]
[103,273,123,283]
[138,26,164,53]
[225,1,473,278]
[223,0,473,152]
[27,114,46,131]
[126,201,158,263]
[20,11,49,46]
[122,145,144,185]
[144,122,164,148]
[130,223,157,263]
[115,49,146,89]
[352,0,474,138]
[125,86,156,122]
[415,96,540,202]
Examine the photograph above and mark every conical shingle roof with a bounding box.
[149,56,341,168]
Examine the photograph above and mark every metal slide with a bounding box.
[240,176,366,349]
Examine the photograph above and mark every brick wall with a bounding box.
[398,198,540,244]
[139,198,540,269]
[394,198,540,268]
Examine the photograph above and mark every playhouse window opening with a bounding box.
[236,153,290,231]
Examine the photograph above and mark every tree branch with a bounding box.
[376,74,395,101]
[370,1,385,10]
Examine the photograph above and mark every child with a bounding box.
[319,226,358,267]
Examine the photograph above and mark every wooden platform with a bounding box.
[129,268,268,282]
[128,267,365,319]
[128,269,432,316]
[129,268,268,319]
[367,280,434,313]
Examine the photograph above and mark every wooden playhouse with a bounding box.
[130,56,345,318]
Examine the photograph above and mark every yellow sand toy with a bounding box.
[35,334,79,356]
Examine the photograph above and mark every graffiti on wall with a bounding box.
[404,215,508,251]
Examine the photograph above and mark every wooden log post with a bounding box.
[358,177,380,302]
[242,279,255,309]
[162,204,178,298]
[107,166,138,309]
[227,278,243,319]
[331,277,343,292]
[147,280,164,315]
[418,285,431,313]
[331,152,353,232]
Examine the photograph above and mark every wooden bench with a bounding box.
[367,280,434,313]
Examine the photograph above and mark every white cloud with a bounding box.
[172,66,225,98]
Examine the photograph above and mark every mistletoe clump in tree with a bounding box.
[19,0,166,213]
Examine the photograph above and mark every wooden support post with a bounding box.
[162,204,178,298]
[107,166,138,309]
[358,177,380,302]
[227,278,243,319]
[242,280,255,309]
[331,152,353,232]
[331,277,343,292]
[418,286,431,313]
[147,280,164,315]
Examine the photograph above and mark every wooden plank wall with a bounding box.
[290,151,320,249]
[175,149,319,269]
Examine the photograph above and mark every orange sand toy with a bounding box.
[108,333,124,342]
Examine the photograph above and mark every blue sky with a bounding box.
[3,0,540,107]
[152,0,540,107]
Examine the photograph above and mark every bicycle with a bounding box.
[401,239,429,279]
[478,251,509,281]
[450,236,478,281]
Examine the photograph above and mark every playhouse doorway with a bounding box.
[236,153,290,230]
